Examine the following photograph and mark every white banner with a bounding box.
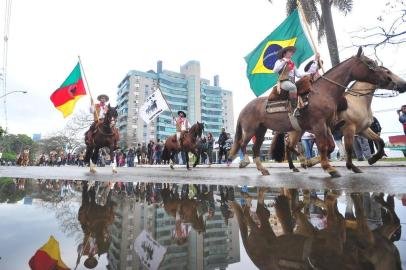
[139,88,169,124]
[134,230,167,270]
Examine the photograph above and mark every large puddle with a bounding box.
[0,178,405,269]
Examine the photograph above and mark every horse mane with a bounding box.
[312,57,354,86]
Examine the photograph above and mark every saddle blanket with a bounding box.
[266,100,289,114]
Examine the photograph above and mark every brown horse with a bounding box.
[84,105,119,173]
[273,77,406,173]
[161,122,204,170]
[16,148,30,166]
[230,47,406,177]
[231,188,402,269]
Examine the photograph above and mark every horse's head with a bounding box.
[105,105,118,126]
[376,66,406,93]
[189,121,204,139]
[351,47,406,93]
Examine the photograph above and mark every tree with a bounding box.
[36,110,91,156]
[0,126,4,137]
[347,0,406,61]
[274,0,353,67]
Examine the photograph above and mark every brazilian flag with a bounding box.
[245,10,314,96]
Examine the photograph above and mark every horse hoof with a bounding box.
[352,166,363,173]
[300,163,307,169]
[239,161,249,168]
[328,170,341,178]
[368,157,377,165]
[90,168,96,174]
[261,169,270,175]
[193,164,197,168]
[292,168,300,173]
[170,165,174,170]
[112,169,117,174]
[187,167,191,171]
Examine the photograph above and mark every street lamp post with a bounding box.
[0,90,27,99]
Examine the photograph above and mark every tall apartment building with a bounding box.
[107,186,240,270]
[116,61,234,148]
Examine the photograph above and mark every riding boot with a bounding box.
[289,93,300,117]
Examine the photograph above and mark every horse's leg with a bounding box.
[185,151,190,170]
[350,193,374,245]
[232,124,256,168]
[362,128,385,165]
[286,131,303,172]
[252,125,269,175]
[314,123,341,177]
[192,148,200,168]
[343,124,362,173]
[90,146,99,173]
[110,146,117,173]
[169,152,175,170]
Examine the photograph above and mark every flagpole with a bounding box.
[296,1,325,73]
[78,55,99,121]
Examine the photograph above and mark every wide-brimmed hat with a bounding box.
[277,46,297,59]
[304,59,324,72]
[97,94,109,102]
[178,110,186,117]
[84,256,98,269]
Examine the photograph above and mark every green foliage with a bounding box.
[2,152,16,161]
[0,133,35,153]
[0,177,26,203]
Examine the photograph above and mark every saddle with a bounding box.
[266,76,313,114]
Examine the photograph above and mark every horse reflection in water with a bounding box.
[231,188,401,270]
[77,181,115,269]
[161,184,216,245]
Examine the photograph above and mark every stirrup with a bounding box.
[293,108,300,117]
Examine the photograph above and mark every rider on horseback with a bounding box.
[273,46,320,117]
[175,110,190,148]
[86,94,110,145]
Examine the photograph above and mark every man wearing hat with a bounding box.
[91,94,109,121]
[175,110,190,148]
[273,46,320,116]
[86,94,110,145]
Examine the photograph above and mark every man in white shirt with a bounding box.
[273,46,320,116]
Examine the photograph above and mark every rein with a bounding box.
[320,75,400,98]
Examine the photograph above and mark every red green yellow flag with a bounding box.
[29,235,70,270]
[50,62,86,118]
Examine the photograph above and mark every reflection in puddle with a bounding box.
[0,178,405,269]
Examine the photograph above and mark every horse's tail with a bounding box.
[229,120,242,158]
[270,132,285,162]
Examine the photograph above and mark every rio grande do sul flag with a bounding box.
[29,235,70,270]
[50,62,86,118]
[245,9,314,96]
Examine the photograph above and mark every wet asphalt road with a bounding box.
[1,162,405,193]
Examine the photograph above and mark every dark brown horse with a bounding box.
[84,105,119,173]
[230,47,405,177]
[162,122,204,170]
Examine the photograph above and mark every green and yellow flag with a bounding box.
[245,10,314,96]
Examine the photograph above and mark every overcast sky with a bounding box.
[1,0,405,141]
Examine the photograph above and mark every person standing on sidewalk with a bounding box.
[398,105,406,135]
[217,128,227,164]
[206,133,214,165]
[368,116,382,154]
[301,132,315,159]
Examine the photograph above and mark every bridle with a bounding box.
[318,57,399,98]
